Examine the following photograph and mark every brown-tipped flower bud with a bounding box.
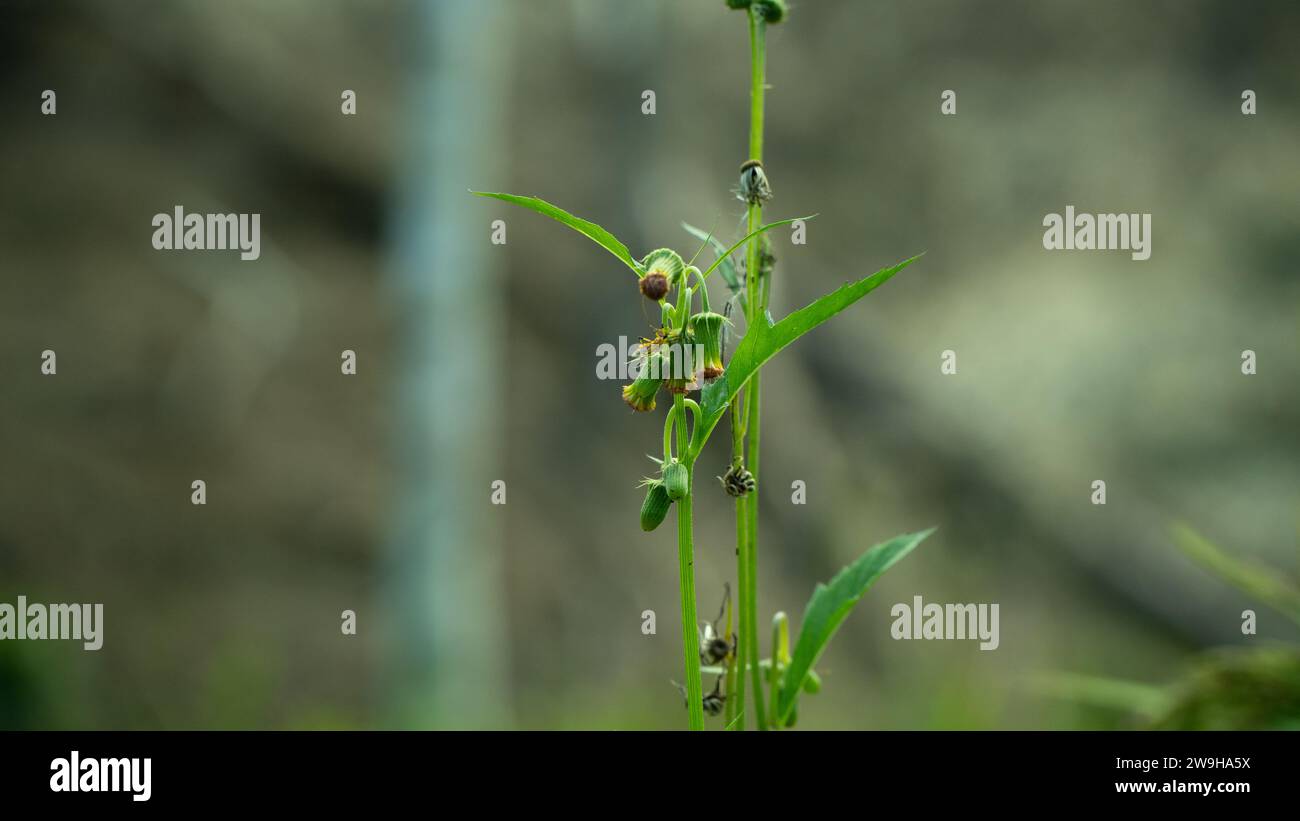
[622,351,666,412]
[639,271,669,302]
[689,311,727,380]
[640,248,685,302]
[663,340,700,395]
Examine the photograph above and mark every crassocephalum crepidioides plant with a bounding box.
[473,0,934,730]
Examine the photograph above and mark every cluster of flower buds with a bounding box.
[625,237,746,526]
[623,249,729,413]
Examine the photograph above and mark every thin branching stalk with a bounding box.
[673,394,705,730]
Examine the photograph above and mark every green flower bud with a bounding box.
[662,460,689,501]
[725,0,752,9]
[622,351,665,412]
[803,669,822,694]
[640,480,672,532]
[689,311,726,380]
[755,0,787,23]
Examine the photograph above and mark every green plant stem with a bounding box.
[769,614,781,693]
[744,5,771,732]
[748,9,766,162]
[723,572,739,728]
[743,373,766,729]
[727,372,748,730]
[674,392,704,730]
[730,453,749,730]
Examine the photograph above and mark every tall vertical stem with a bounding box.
[674,393,704,730]
[741,7,769,730]
[729,453,748,729]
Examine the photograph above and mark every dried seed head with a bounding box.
[720,463,756,497]
[737,159,772,205]
[702,636,731,665]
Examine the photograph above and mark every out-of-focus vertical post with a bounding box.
[385,0,512,729]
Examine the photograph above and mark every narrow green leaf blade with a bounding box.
[776,528,934,724]
[1027,672,1167,717]
[692,254,921,449]
[682,222,741,295]
[472,191,643,276]
[698,215,815,282]
[1171,523,1300,627]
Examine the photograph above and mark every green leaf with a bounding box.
[690,254,921,452]
[471,191,643,276]
[1026,672,1167,717]
[698,215,814,282]
[1171,523,1300,627]
[775,528,934,724]
[682,222,742,298]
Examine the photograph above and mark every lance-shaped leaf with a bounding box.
[471,191,644,276]
[1171,523,1300,627]
[775,528,935,725]
[698,215,814,282]
[682,222,742,299]
[689,254,922,453]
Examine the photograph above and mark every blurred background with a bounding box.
[1,0,1297,730]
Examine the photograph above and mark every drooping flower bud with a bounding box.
[755,0,787,23]
[639,248,684,302]
[689,311,727,380]
[640,480,672,531]
[663,340,701,394]
[662,459,689,501]
[622,350,665,412]
[724,0,752,9]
